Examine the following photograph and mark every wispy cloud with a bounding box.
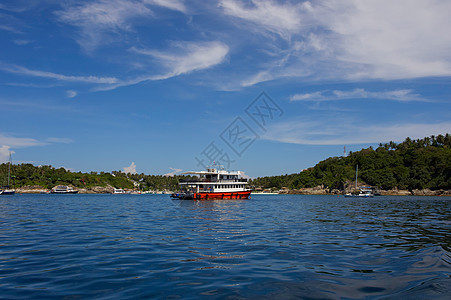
[66,90,77,98]
[0,132,77,162]
[290,88,427,102]
[263,119,451,145]
[0,134,40,162]
[324,0,451,80]
[57,0,187,51]
[57,0,151,51]
[0,133,42,148]
[164,167,182,177]
[46,137,74,144]
[0,133,74,147]
[133,41,229,77]
[94,41,229,91]
[222,0,451,86]
[13,39,31,45]
[0,11,24,34]
[219,0,306,39]
[0,63,118,84]
[144,0,186,13]
[241,71,273,87]
[1,39,228,92]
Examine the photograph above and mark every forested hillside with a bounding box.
[250,134,451,191]
[0,164,192,191]
[2,134,450,192]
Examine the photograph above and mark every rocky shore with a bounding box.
[268,186,451,196]
[16,185,123,194]
[14,185,451,196]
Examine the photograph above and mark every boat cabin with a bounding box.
[180,168,249,193]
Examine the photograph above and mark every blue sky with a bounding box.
[1,0,450,177]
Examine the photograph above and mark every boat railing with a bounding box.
[179,178,248,183]
[179,179,204,183]
[218,178,248,183]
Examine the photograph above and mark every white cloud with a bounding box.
[290,88,427,102]
[225,0,451,86]
[164,167,182,177]
[0,134,43,163]
[57,0,152,51]
[290,91,325,101]
[13,39,31,45]
[123,162,137,174]
[0,134,74,162]
[144,0,186,13]
[0,146,14,163]
[238,171,250,179]
[0,63,118,84]
[321,0,451,80]
[132,41,229,77]
[220,0,306,39]
[57,0,187,51]
[94,41,229,91]
[0,40,228,92]
[46,137,74,144]
[263,119,451,145]
[0,133,42,148]
[241,71,273,87]
[66,90,77,98]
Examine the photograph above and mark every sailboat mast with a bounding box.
[355,164,358,189]
[7,152,11,187]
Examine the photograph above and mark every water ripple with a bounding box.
[0,194,449,299]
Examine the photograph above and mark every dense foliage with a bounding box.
[250,134,451,191]
[2,134,450,192]
[0,164,193,191]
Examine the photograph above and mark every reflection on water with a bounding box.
[0,194,450,299]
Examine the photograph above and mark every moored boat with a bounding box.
[171,166,251,200]
[343,165,374,198]
[1,152,15,195]
[112,188,129,194]
[50,185,79,194]
[0,189,15,195]
[344,187,374,198]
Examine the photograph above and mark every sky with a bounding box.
[0,0,450,177]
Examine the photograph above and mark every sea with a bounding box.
[0,194,450,299]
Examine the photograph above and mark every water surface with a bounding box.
[0,194,450,299]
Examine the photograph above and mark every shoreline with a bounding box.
[257,187,451,196]
[13,186,451,196]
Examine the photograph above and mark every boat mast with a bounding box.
[7,152,11,187]
[355,164,358,190]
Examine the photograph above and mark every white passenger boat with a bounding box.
[171,166,251,200]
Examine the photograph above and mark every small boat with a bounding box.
[50,185,79,194]
[0,189,15,195]
[112,188,129,194]
[344,188,374,198]
[171,166,252,200]
[1,152,15,196]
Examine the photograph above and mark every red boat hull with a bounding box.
[194,191,251,200]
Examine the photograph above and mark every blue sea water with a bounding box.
[0,194,450,299]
